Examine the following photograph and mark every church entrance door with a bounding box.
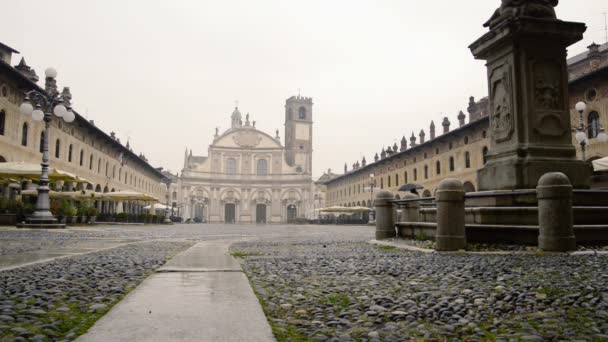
[256,204,266,224]
[287,205,297,223]
[224,203,236,223]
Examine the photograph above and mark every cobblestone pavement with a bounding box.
[232,241,608,342]
[0,224,370,341]
[5,224,608,341]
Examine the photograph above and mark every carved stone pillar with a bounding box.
[470,4,591,190]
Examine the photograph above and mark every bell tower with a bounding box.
[284,95,313,174]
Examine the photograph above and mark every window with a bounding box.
[449,142,453,150]
[395,174,399,187]
[388,175,391,188]
[465,151,471,168]
[55,139,61,158]
[380,177,384,189]
[172,191,177,200]
[482,147,488,165]
[435,148,439,155]
[436,161,441,175]
[298,106,306,119]
[464,136,469,145]
[89,154,93,170]
[226,158,237,175]
[449,157,455,171]
[39,132,44,153]
[424,165,428,179]
[105,162,109,176]
[68,144,73,162]
[113,165,116,179]
[413,168,418,181]
[22,123,28,146]
[424,152,427,159]
[0,110,5,135]
[79,150,84,166]
[482,130,487,138]
[588,112,600,139]
[257,159,268,175]
[98,158,102,173]
[404,171,408,183]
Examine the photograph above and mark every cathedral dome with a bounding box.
[231,107,242,128]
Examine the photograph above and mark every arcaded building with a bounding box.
[326,42,608,206]
[178,96,314,223]
[0,42,167,202]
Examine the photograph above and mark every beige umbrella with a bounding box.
[20,189,101,200]
[318,206,370,213]
[20,189,70,199]
[102,190,152,201]
[0,162,78,182]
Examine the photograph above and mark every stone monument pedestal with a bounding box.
[470,17,590,190]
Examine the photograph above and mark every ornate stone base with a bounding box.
[477,157,591,191]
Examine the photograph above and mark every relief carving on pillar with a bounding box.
[533,62,562,110]
[532,61,567,137]
[489,63,514,143]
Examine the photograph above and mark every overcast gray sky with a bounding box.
[3,0,607,178]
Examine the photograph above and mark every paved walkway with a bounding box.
[77,240,275,342]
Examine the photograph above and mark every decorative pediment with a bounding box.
[233,130,263,147]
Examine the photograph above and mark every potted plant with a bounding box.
[77,204,89,224]
[59,200,75,224]
[87,207,98,224]
[65,203,77,225]
[50,199,65,224]
[0,198,18,225]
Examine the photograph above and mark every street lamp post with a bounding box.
[163,180,172,224]
[19,68,75,227]
[368,173,375,223]
[575,102,608,162]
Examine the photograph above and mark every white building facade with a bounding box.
[178,96,314,223]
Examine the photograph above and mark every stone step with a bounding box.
[458,189,608,207]
[415,206,608,225]
[395,222,608,244]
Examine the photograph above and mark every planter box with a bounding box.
[0,214,17,225]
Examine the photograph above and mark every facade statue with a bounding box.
[484,0,558,28]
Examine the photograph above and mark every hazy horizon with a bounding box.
[3,0,607,178]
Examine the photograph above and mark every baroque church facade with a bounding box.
[178,95,314,223]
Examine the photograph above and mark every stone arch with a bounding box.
[422,189,431,197]
[103,186,109,193]
[298,106,306,119]
[588,111,600,138]
[280,189,302,202]
[463,181,476,193]
[219,188,241,202]
[95,184,102,192]
[21,122,28,146]
[482,146,489,164]
[0,155,6,163]
[190,187,211,200]
[86,183,93,191]
[250,189,272,204]
[256,159,268,175]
